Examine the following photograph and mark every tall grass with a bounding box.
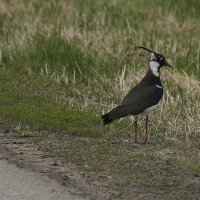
[0,0,199,137]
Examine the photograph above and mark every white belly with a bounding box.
[141,104,157,115]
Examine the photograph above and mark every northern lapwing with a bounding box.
[101,46,171,144]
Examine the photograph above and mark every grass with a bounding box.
[0,0,200,199]
[0,68,107,136]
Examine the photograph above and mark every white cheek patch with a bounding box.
[150,53,155,60]
[149,61,160,77]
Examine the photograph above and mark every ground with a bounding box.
[1,125,199,200]
[0,160,86,200]
[0,130,106,199]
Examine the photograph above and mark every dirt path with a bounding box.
[0,131,109,200]
[0,159,88,200]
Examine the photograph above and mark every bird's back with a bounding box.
[121,70,163,115]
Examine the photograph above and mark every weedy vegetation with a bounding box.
[0,0,200,199]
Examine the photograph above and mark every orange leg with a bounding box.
[144,115,149,144]
[134,116,139,143]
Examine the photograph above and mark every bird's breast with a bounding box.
[141,104,157,115]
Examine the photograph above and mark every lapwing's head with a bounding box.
[135,46,171,77]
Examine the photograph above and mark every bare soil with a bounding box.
[0,129,110,200]
[0,126,199,200]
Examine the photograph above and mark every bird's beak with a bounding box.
[164,60,172,68]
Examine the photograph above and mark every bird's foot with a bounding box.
[143,140,150,145]
[134,140,139,144]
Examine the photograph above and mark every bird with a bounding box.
[101,46,171,144]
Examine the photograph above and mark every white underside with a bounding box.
[141,104,157,115]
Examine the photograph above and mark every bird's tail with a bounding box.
[101,105,128,125]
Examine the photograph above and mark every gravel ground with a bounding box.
[0,158,88,200]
